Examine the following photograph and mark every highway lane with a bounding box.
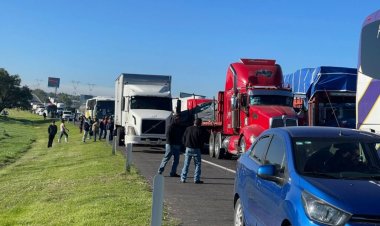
[125,145,238,226]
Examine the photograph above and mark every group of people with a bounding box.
[158,115,209,184]
[47,119,69,148]
[47,115,114,148]
[78,115,114,143]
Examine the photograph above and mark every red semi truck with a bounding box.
[206,59,298,159]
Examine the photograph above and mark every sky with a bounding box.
[0,1,378,98]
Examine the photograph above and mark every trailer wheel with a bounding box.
[209,132,215,157]
[215,132,224,159]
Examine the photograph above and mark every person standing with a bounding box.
[158,115,184,177]
[106,117,114,143]
[79,115,84,133]
[82,118,90,142]
[99,117,106,140]
[92,118,100,142]
[58,119,69,143]
[180,118,209,184]
[47,120,58,148]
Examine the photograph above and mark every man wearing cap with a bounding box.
[157,114,184,177]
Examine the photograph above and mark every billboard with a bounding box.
[48,77,60,88]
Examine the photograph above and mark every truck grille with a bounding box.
[142,120,166,134]
[270,118,298,128]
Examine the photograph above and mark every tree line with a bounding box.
[0,68,80,113]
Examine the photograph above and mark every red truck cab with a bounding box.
[209,59,298,158]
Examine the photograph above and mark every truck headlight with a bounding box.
[302,191,351,225]
[249,135,255,144]
[127,126,136,136]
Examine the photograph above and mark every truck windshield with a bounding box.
[131,96,172,111]
[319,103,355,128]
[249,95,293,107]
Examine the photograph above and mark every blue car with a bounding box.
[234,126,380,226]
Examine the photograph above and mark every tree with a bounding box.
[0,68,33,112]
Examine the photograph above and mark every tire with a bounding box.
[209,132,215,157]
[215,132,224,159]
[239,137,246,154]
[234,198,245,226]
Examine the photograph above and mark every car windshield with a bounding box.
[293,138,380,179]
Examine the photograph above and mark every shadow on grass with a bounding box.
[0,116,52,126]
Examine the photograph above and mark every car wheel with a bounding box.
[209,131,215,157]
[234,198,245,226]
[215,132,224,159]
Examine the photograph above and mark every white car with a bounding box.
[62,111,74,121]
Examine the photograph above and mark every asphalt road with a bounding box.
[124,145,238,226]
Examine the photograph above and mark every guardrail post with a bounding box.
[106,130,110,144]
[112,135,116,155]
[151,174,164,226]
[125,143,133,172]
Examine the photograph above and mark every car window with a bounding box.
[264,135,287,177]
[294,138,380,178]
[249,135,271,164]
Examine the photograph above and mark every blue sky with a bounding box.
[0,1,378,98]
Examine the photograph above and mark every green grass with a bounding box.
[0,110,179,226]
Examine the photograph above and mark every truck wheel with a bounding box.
[239,137,246,155]
[209,132,215,157]
[215,132,224,159]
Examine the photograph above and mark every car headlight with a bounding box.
[302,191,351,225]
[127,126,136,135]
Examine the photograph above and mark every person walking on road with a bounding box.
[58,119,69,143]
[180,118,209,184]
[47,120,58,148]
[158,114,184,177]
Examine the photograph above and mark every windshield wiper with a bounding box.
[302,172,339,179]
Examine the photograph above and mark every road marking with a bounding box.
[202,159,236,174]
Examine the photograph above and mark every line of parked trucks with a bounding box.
[112,57,374,161]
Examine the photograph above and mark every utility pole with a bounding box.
[87,83,95,95]
[71,80,80,96]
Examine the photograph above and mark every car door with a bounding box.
[243,135,272,226]
[255,134,289,226]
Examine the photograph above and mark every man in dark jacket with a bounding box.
[47,120,58,148]
[157,114,184,177]
[180,118,209,184]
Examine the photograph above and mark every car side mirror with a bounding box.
[257,165,284,184]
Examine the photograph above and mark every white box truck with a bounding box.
[115,73,173,145]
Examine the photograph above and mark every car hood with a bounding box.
[302,176,380,215]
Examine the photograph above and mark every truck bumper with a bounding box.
[125,135,166,146]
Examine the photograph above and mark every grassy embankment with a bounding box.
[0,110,178,225]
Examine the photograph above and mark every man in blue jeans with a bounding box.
[158,114,184,177]
[180,118,209,184]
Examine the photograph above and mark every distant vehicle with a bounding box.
[57,107,64,116]
[85,96,115,120]
[356,9,380,135]
[284,66,357,128]
[234,126,380,226]
[62,111,74,121]
[36,107,45,115]
[45,104,57,118]
[114,73,172,146]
